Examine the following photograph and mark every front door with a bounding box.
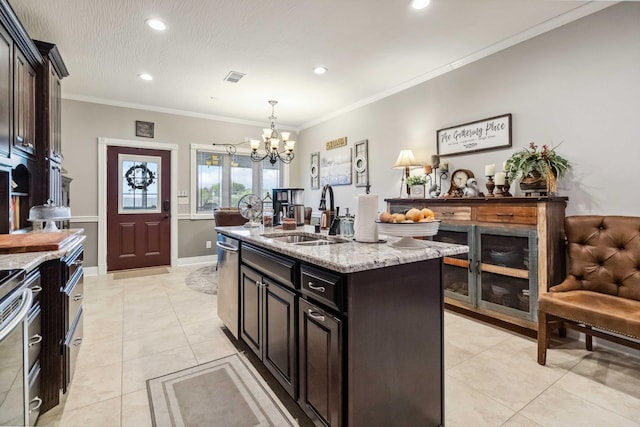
[106,146,171,271]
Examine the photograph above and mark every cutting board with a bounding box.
[0,230,78,254]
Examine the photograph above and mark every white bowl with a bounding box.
[376,220,441,237]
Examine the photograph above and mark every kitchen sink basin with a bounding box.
[293,239,345,246]
[268,234,322,243]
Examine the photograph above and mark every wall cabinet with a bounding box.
[240,245,297,399]
[13,47,36,157]
[0,24,11,159]
[386,197,567,330]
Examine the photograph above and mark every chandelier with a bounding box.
[249,100,295,165]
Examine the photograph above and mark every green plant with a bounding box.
[406,175,427,186]
[505,142,571,183]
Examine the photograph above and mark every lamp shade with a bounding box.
[393,149,420,169]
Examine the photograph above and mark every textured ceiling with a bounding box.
[11,0,615,129]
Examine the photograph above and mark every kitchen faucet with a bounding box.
[319,184,340,235]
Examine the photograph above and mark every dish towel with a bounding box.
[354,194,379,242]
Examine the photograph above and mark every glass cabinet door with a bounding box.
[433,224,474,305]
[476,227,538,321]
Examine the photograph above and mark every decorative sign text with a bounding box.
[437,114,512,156]
[325,137,347,150]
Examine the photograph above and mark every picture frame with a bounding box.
[310,152,320,190]
[437,113,511,157]
[353,139,369,187]
[135,120,155,138]
[320,147,352,186]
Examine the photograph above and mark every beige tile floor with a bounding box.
[36,265,640,427]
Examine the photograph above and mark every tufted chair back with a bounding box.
[213,208,247,226]
[566,215,640,301]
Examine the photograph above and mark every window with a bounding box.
[191,144,283,216]
[118,154,160,213]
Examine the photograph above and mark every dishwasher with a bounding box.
[216,234,240,339]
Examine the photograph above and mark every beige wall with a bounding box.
[294,3,640,217]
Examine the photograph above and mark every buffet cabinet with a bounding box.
[237,240,443,427]
[386,197,567,330]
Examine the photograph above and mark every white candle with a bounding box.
[495,172,506,186]
[485,164,495,176]
[440,162,448,172]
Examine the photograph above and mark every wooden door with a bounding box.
[240,265,262,356]
[298,298,342,427]
[264,277,296,398]
[106,146,170,271]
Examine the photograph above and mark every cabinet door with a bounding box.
[263,277,297,398]
[49,67,62,162]
[298,298,342,427]
[240,265,262,357]
[434,224,475,305]
[49,161,62,206]
[476,227,538,320]
[0,25,11,158]
[13,48,36,157]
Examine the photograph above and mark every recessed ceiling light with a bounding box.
[410,0,430,10]
[313,66,328,75]
[138,73,153,81]
[146,19,166,31]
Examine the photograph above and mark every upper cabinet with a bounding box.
[0,24,12,159]
[13,46,36,157]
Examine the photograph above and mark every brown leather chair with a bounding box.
[213,208,246,226]
[537,215,640,365]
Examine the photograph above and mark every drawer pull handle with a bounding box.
[31,285,42,294]
[495,212,514,217]
[29,397,43,413]
[308,282,326,292]
[255,280,266,288]
[441,212,455,216]
[29,334,43,347]
[308,309,325,322]
[73,260,83,266]
[468,260,473,273]
[73,294,83,301]
[72,337,83,347]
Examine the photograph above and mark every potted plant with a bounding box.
[406,175,427,198]
[505,142,571,195]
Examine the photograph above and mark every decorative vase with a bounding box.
[409,185,425,198]
[519,167,557,196]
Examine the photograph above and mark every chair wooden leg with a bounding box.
[537,311,549,365]
[558,325,567,337]
[585,325,593,351]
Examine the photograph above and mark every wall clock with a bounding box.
[447,169,474,197]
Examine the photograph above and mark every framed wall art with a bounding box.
[320,147,352,186]
[353,139,369,187]
[135,120,155,138]
[437,113,511,157]
[310,152,320,190]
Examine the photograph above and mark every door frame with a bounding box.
[97,137,178,275]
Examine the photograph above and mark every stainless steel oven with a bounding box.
[0,275,33,427]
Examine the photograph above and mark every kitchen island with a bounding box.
[216,225,467,427]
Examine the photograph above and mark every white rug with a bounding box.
[185,264,218,295]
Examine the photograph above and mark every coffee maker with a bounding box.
[272,188,304,225]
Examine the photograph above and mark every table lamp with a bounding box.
[393,149,421,197]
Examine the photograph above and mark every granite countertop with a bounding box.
[216,225,468,273]
[0,230,86,272]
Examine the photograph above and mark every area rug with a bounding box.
[147,353,298,427]
[113,266,169,280]
[185,264,218,295]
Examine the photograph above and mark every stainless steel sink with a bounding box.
[268,234,322,243]
[293,239,345,246]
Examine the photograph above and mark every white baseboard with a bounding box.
[176,255,216,266]
[83,266,99,276]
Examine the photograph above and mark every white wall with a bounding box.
[293,3,640,217]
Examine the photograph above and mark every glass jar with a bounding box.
[262,208,274,228]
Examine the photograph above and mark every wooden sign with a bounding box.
[325,137,347,150]
[437,114,512,157]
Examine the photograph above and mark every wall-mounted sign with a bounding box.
[437,113,512,157]
[325,137,347,150]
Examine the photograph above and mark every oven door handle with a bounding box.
[0,289,33,341]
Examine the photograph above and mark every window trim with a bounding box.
[189,143,287,220]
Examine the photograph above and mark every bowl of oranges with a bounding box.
[376,208,440,247]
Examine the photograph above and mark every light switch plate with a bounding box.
[178,198,189,205]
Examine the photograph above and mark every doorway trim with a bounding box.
[97,137,179,275]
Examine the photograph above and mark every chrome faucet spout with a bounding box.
[319,184,334,213]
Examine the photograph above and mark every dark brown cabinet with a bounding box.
[298,298,342,427]
[0,24,11,159]
[240,264,297,398]
[13,47,36,157]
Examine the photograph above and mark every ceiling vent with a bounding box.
[224,71,245,83]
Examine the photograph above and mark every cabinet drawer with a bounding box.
[28,361,42,427]
[301,264,343,312]
[23,270,42,308]
[65,246,84,281]
[430,206,471,221]
[476,205,537,225]
[64,306,83,388]
[27,305,42,372]
[64,269,84,327]
[242,244,297,289]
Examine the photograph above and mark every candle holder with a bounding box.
[502,177,513,197]
[485,175,495,197]
[426,166,449,198]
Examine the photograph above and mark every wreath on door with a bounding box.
[125,164,156,190]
